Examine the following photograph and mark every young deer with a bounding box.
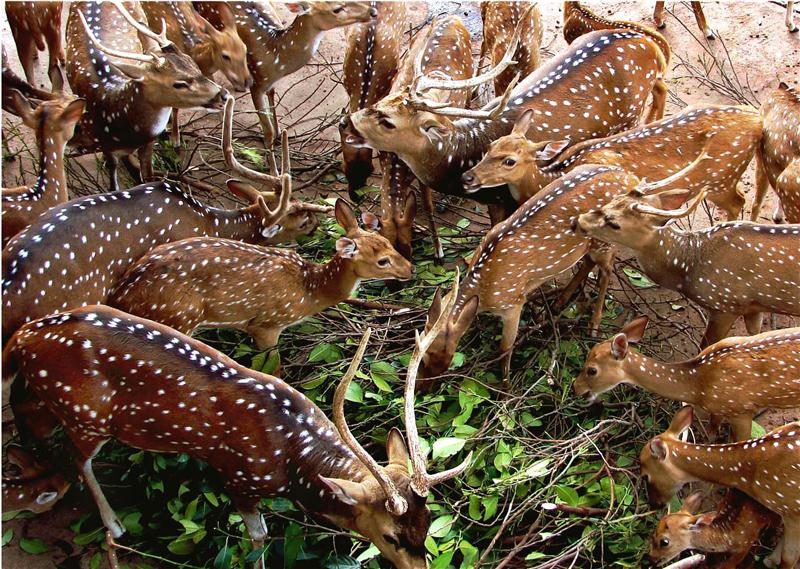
[196,1,374,170]
[5,1,66,91]
[479,2,543,95]
[751,82,800,224]
[649,490,780,569]
[341,1,408,198]
[462,105,761,220]
[640,406,800,568]
[65,1,224,191]
[2,90,86,247]
[141,1,251,147]
[575,188,800,346]
[344,28,669,219]
[108,199,412,351]
[2,278,470,569]
[575,316,800,441]
[2,445,71,515]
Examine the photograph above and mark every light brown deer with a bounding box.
[344,28,669,220]
[4,1,66,91]
[751,82,800,224]
[649,490,780,569]
[640,406,800,569]
[2,91,85,247]
[2,445,71,514]
[462,104,761,220]
[575,188,800,347]
[575,316,800,441]
[65,1,224,191]
[141,1,251,147]
[2,276,470,569]
[196,1,374,171]
[341,1,408,198]
[108,199,412,352]
[479,2,542,95]
[653,2,714,40]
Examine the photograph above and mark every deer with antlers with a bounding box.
[2,446,71,515]
[575,316,800,441]
[575,186,800,346]
[1,273,470,569]
[5,1,66,91]
[65,1,224,191]
[108,199,412,354]
[344,28,669,221]
[640,406,800,568]
[751,82,800,224]
[462,105,761,220]
[341,1,408,198]
[479,2,542,95]
[649,490,780,569]
[2,91,85,247]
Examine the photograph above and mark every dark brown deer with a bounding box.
[2,445,71,514]
[2,277,470,569]
[344,28,669,220]
[341,1,408,198]
[2,91,85,247]
[108,199,412,353]
[751,82,800,224]
[640,406,800,568]
[4,1,66,90]
[480,1,542,94]
[65,1,224,191]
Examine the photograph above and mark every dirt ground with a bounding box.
[2,1,799,568]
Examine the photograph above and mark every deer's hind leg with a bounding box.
[646,78,668,123]
[775,158,800,223]
[236,498,268,569]
[499,305,523,380]
[701,311,738,347]
[690,2,714,39]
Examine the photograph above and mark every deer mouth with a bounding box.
[339,115,368,147]
[202,89,229,111]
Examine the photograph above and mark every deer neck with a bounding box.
[204,205,263,242]
[33,131,69,204]
[189,40,217,77]
[304,255,360,312]
[264,15,324,84]
[636,227,698,292]
[622,351,699,405]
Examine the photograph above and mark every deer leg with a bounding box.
[701,312,737,347]
[267,90,280,145]
[690,2,714,39]
[488,203,507,226]
[765,534,784,568]
[589,256,612,336]
[714,185,745,221]
[240,509,268,569]
[744,312,763,336]
[653,2,666,28]
[750,150,771,221]
[138,142,155,183]
[78,453,125,538]
[104,153,121,193]
[729,415,754,442]
[499,305,523,379]
[251,86,278,175]
[171,109,181,148]
[249,327,281,351]
[706,413,723,442]
[646,79,668,123]
[16,39,37,86]
[788,1,798,32]
[775,159,800,223]
[421,185,444,264]
[555,257,594,311]
[777,517,799,569]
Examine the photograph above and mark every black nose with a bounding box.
[369,6,378,17]
[462,172,474,184]
[570,217,578,232]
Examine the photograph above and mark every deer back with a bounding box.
[759,82,800,222]
[480,1,542,94]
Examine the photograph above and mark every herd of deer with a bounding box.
[0,1,798,568]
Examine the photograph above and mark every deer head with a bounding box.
[2,446,71,514]
[8,90,86,148]
[639,406,696,507]
[648,492,712,564]
[196,4,251,91]
[287,2,376,31]
[574,315,650,402]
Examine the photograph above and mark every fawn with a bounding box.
[2,445,71,514]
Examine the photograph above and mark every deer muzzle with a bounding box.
[460,171,482,193]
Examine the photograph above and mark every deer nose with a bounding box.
[462,172,475,184]
[569,216,579,232]
[369,6,378,17]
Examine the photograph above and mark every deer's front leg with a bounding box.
[240,509,268,569]
[701,311,737,347]
[138,142,155,183]
[78,451,125,539]
[251,85,278,175]
[500,305,523,379]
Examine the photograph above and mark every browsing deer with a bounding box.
[196,1,374,171]
[108,199,412,353]
[640,406,800,568]
[751,82,800,224]
[575,316,800,441]
[344,28,669,220]
[479,2,543,95]
[463,105,761,220]
[140,1,250,147]
[649,490,780,569]
[5,1,66,91]
[2,91,85,248]
[65,1,224,191]
[341,1,408,198]
[2,445,71,515]
[1,46,58,116]
[574,189,800,347]
[1,276,470,569]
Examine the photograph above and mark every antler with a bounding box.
[333,328,409,516]
[222,96,284,191]
[632,189,708,219]
[404,272,472,497]
[78,10,160,65]
[289,203,335,214]
[406,73,521,120]
[110,1,171,49]
[636,143,711,193]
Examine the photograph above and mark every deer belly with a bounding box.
[148,108,173,139]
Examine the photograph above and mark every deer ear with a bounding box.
[215,3,237,29]
[5,445,37,470]
[454,295,480,333]
[668,406,694,437]
[511,108,535,135]
[226,180,260,203]
[8,90,37,127]
[691,512,715,528]
[361,211,380,231]
[111,61,147,82]
[35,491,60,506]
[336,237,358,258]
[196,12,219,37]
[60,98,86,123]
[319,476,366,506]
[335,199,359,233]
[681,491,705,514]
[610,333,628,359]
[286,2,311,15]
[535,140,570,164]
[649,438,668,461]
[386,428,410,468]
[652,189,692,211]
[621,315,649,344]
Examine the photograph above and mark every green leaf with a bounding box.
[345,380,363,403]
[308,343,342,364]
[525,551,547,561]
[324,555,361,569]
[2,529,12,547]
[556,485,580,507]
[369,361,398,391]
[20,538,48,554]
[213,545,232,569]
[431,549,455,569]
[482,495,498,521]
[355,544,380,562]
[167,536,195,555]
[622,267,656,288]
[300,375,326,390]
[428,515,454,538]
[432,437,465,460]
[526,459,550,478]
[751,421,766,438]
[451,352,466,369]
[468,495,482,521]
[73,527,103,546]
[204,491,219,507]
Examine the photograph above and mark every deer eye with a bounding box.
[383,534,400,547]
[502,158,516,167]
[221,53,231,61]
[173,81,190,89]
[586,366,597,376]
[659,538,670,547]
[377,257,391,268]
[333,5,345,13]
[604,216,620,230]
[379,118,395,130]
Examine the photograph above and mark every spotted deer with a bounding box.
[1,277,470,569]
[1,46,58,116]
[140,1,250,147]
[462,105,761,220]
[5,1,66,91]
[653,2,714,39]
[341,1,408,198]
[196,1,374,171]
[751,82,800,224]
[575,188,800,347]
[575,316,800,441]
[640,406,800,569]
[344,28,670,220]
[479,2,543,95]
[649,490,780,569]
[108,199,413,354]
[2,445,71,514]
[2,91,85,247]
[66,1,224,191]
